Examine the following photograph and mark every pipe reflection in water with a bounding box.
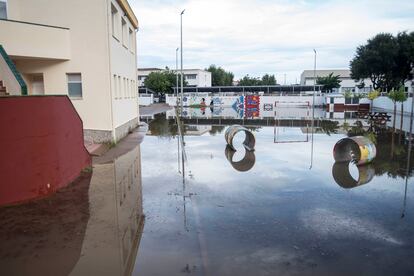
[225,125,255,151]
[332,161,375,188]
[225,145,256,172]
[333,136,376,165]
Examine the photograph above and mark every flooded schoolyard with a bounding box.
[1,107,414,276]
[133,108,414,276]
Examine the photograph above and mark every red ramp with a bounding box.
[0,96,91,206]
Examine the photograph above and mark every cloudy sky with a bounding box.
[130,0,414,83]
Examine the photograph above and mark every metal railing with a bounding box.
[0,45,27,95]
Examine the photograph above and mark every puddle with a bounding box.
[134,109,414,276]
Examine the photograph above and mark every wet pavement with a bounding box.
[1,107,414,275]
[133,109,414,276]
[0,127,145,276]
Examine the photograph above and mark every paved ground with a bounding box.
[93,123,148,164]
[139,103,172,116]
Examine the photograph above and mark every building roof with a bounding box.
[137,68,163,71]
[301,69,351,78]
[138,68,210,73]
[117,0,139,29]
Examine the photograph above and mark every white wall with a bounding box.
[6,0,139,140]
[9,0,114,132]
[109,0,138,134]
[373,96,414,115]
[138,94,153,106]
[166,94,324,107]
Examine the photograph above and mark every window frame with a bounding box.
[111,3,119,41]
[67,73,83,99]
[0,0,7,20]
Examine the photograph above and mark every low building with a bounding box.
[0,0,139,143]
[300,69,413,93]
[138,68,212,87]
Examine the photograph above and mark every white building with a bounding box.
[300,69,373,93]
[300,69,412,93]
[138,68,212,88]
[0,0,139,143]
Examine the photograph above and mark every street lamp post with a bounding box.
[180,9,185,111]
[310,49,317,170]
[176,47,179,105]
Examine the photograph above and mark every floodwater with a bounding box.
[1,107,414,276]
[134,108,414,276]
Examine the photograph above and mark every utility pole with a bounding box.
[180,9,185,111]
[176,47,179,105]
[310,49,317,170]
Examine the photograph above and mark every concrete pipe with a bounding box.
[225,125,255,151]
[225,145,256,172]
[333,136,376,165]
[332,162,375,189]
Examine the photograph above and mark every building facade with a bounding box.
[138,68,212,88]
[0,0,139,143]
[300,69,413,93]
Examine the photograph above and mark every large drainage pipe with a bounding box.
[333,136,376,165]
[225,125,255,151]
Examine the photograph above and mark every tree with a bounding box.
[261,74,277,85]
[143,68,187,94]
[316,72,341,92]
[350,33,400,92]
[394,31,414,87]
[238,74,261,86]
[206,65,234,86]
[350,32,414,93]
[367,90,380,112]
[388,86,407,137]
[238,74,277,86]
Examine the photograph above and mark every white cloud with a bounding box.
[130,0,414,82]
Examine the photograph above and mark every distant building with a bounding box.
[138,68,212,87]
[0,0,140,143]
[300,69,412,93]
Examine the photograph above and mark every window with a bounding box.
[111,4,119,39]
[123,77,126,98]
[185,74,197,80]
[113,75,118,99]
[121,18,127,47]
[67,73,82,98]
[0,1,6,19]
[118,76,121,99]
[126,78,129,98]
[129,28,134,52]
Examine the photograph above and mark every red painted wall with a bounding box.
[0,96,91,206]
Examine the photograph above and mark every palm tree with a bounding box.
[316,73,342,93]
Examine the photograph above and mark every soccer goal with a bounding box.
[273,101,311,143]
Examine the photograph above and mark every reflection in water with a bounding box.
[332,162,375,188]
[0,173,91,276]
[0,134,144,276]
[225,145,256,172]
[136,111,414,275]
